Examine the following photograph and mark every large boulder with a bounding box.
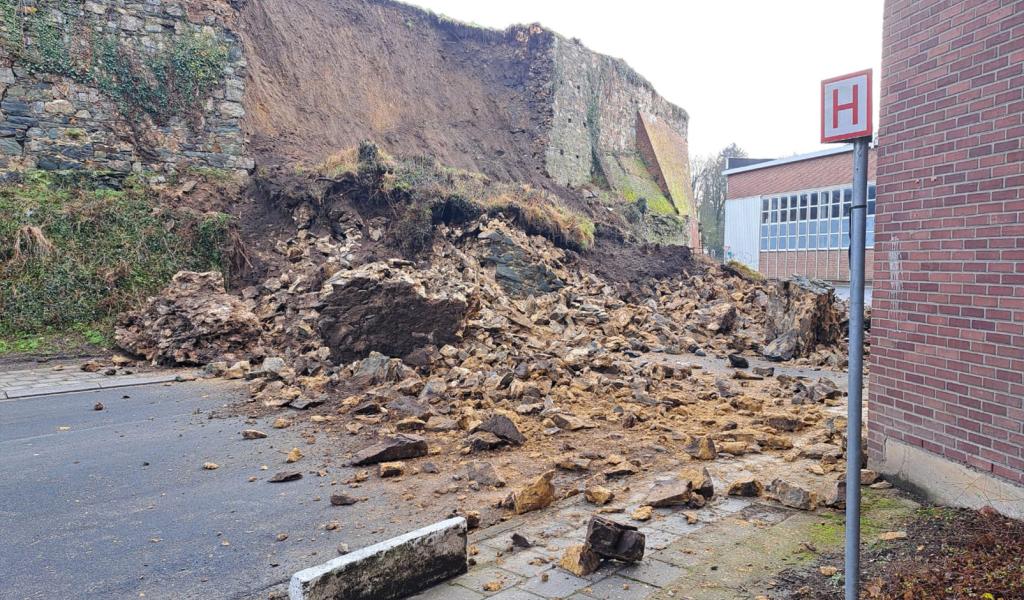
[478,229,564,297]
[115,271,261,366]
[318,262,473,364]
[763,277,843,361]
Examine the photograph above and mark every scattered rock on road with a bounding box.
[585,485,615,506]
[379,461,405,477]
[474,414,526,445]
[686,436,718,460]
[728,353,749,368]
[560,544,601,576]
[769,479,817,510]
[269,471,303,483]
[512,470,555,515]
[646,478,693,508]
[349,434,428,466]
[681,466,715,500]
[631,506,653,521]
[727,478,764,497]
[330,493,359,506]
[587,516,646,562]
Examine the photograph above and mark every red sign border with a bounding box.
[821,69,873,144]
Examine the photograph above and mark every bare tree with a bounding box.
[690,143,746,258]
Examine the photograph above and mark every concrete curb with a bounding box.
[0,374,183,400]
[289,517,468,600]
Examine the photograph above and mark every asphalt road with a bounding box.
[0,380,447,600]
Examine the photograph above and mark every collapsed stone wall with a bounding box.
[0,0,694,245]
[236,0,554,183]
[234,0,694,242]
[0,0,251,174]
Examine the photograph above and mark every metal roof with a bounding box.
[722,145,855,176]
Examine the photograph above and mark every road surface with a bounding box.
[0,380,448,600]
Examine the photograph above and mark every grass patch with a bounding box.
[602,153,677,216]
[0,171,232,352]
[807,490,918,550]
[0,322,111,357]
[725,259,764,280]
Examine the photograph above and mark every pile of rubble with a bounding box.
[117,214,847,377]
[115,271,261,366]
[114,201,857,529]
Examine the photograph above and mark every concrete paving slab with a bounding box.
[487,588,547,600]
[519,568,593,598]
[615,558,686,587]
[411,582,486,599]
[454,565,523,596]
[584,574,659,599]
[496,549,557,577]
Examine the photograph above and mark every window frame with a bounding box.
[756,182,876,252]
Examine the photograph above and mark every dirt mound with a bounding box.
[582,237,698,287]
[237,0,549,184]
[119,163,855,530]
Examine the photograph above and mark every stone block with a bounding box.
[289,517,467,600]
[0,137,22,156]
[585,516,645,563]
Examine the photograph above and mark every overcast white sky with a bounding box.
[407,0,884,160]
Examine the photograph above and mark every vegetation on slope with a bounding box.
[0,171,233,355]
[316,142,596,253]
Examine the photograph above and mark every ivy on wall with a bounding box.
[0,0,229,125]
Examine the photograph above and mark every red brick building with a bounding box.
[869,0,1024,516]
[723,146,878,282]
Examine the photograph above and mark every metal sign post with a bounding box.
[820,69,873,600]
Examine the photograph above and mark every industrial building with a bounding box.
[723,146,878,283]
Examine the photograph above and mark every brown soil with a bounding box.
[773,507,1024,600]
[236,0,552,187]
[581,235,701,287]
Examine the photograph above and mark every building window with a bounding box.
[759,183,876,251]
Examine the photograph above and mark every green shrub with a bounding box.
[0,171,232,340]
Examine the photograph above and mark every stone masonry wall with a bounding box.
[544,35,690,190]
[0,0,251,174]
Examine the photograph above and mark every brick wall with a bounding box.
[726,149,877,200]
[760,249,876,282]
[869,0,1024,485]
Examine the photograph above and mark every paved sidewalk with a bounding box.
[0,362,191,399]
[412,489,794,600]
